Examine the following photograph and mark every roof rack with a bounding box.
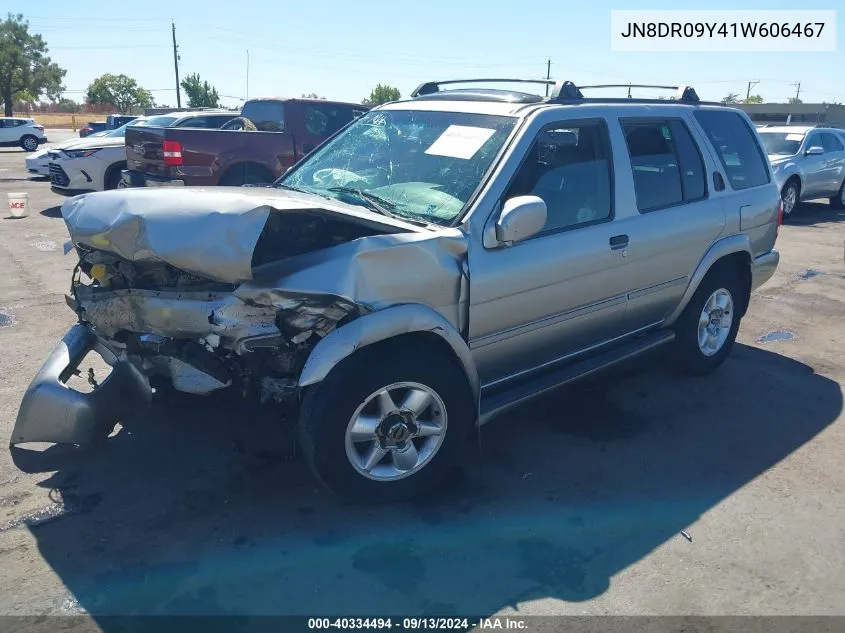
[410,79,718,106]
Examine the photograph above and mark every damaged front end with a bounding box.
[12,188,467,446]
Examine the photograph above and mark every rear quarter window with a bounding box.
[241,100,285,132]
[693,110,770,190]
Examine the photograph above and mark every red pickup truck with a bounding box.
[121,97,369,188]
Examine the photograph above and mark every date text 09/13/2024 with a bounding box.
[307,618,528,630]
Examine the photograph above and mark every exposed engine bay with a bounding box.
[11,187,469,446]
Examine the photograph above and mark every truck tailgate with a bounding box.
[126,125,169,178]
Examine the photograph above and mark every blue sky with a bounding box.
[10,0,844,108]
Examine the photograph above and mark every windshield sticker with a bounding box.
[786,134,804,141]
[425,125,497,160]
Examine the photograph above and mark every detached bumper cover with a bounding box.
[10,324,152,446]
[751,249,779,291]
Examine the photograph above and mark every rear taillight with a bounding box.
[162,140,183,166]
[33,124,44,131]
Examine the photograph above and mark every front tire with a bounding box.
[830,180,845,209]
[20,135,39,152]
[672,266,744,375]
[298,340,475,504]
[781,179,800,217]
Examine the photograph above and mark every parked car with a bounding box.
[121,98,368,188]
[49,119,150,194]
[0,117,47,151]
[758,126,845,215]
[79,121,108,137]
[12,79,781,503]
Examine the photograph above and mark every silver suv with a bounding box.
[757,125,845,216]
[12,80,781,503]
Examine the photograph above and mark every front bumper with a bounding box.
[751,249,779,291]
[121,169,185,188]
[10,323,152,446]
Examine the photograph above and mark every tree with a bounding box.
[743,95,764,104]
[788,97,803,104]
[721,92,740,105]
[180,73,220,108]
[56,97,81,113]
[0,13,66,116]
[362,84,401,105]
[86,73,154,113]
[302,92,326,100]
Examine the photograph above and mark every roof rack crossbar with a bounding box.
[411,78,557,98]
[410,78,707,106]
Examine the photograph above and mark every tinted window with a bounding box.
[821,133,844,152]
[622,119,706,212]
[0,119,7,128]
[207,114,238,128]
[143,116,179,127]
[241,100,285,132]
[506,121,612,233]
[694,110,769,190]
[303,104,358,137]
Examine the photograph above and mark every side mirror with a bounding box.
[495,195,547,244]
[805,146,824,156]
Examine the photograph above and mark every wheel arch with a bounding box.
[298,303,480,407]
[665,235,753,326]
[103,160,127,189]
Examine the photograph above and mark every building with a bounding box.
[737,103,845,128]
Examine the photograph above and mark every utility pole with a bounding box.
[791,81,801,102]
[627,83,632,98]
[544,58,551,97]
[172,21,181,109]
[746,79,759,101]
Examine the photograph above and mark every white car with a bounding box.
[0,117,47,151]
[25,147,51,176]
[49,120,148,194]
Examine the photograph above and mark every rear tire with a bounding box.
[830,180,845,209]
[20,135,39,152]
[298,340,475,504]
[672,265,744,376]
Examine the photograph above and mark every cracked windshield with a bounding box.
[281,110,516,225]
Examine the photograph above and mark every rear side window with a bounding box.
[693,110,770,190]
[622,119,706,212]
[303,104,358,137]
[241,100,285,132]
[142,116,178,127]
[208,114,238,128]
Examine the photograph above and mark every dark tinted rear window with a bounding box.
[241,100,285,132]
[303,104,360,136]
[693,110,769,190]
[143,116,178,127]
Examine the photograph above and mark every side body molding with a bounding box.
[664,234,753,326]
[298,303,480,404]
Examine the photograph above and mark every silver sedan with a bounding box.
[758,126,845,216]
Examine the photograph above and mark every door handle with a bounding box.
[609,234,629,250]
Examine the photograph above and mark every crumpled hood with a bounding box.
[61,187,420,284]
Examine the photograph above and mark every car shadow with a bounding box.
[11,343,842,621]
[785,200,845,226]
[40,206,62,218]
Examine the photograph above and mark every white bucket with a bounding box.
[7,192,28,218]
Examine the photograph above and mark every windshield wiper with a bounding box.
[326,186,398,213]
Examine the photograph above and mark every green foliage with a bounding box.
[0,13,66,116]
[181,73,220,108]
[86,73,154,113]
[362,84,401,105]
[788,97,803,104]
[743,95,764,104]
[721,92,740,105]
